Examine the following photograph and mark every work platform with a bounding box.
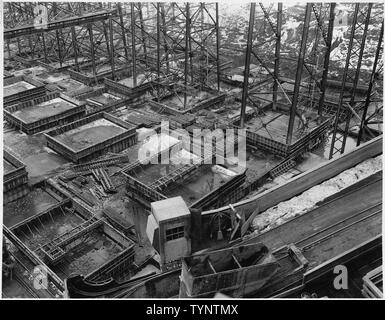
[45,112,137,163]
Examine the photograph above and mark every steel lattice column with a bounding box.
[286,3,312,145]
[240,3,256,129]
[287,3,336,125]
[357,20,384,145]
[318,3,336,117]
[329,3,373,159]
[216,3,221,91]
[272,3,283,110]
[240,3,283,128]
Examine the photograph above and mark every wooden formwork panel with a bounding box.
[84,222,136,282]
[104,77,154,98]
[85,246,135,282]
[68,65,127,86]
[245,118,330,158]
[246,131,289,157]
[3,174,28,193]
[4,70,13,79]
[190,94,226,113]
[4,93,86,135]
[126,176,167,205]
[3,149,29,196]
[190,172,246,210]
[3,184,30,204]
[4,75,46,106]
[45,112,137,163]
[288,119,330,157]
[79,89,131,116]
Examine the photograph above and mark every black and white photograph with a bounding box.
[0,1,383,304]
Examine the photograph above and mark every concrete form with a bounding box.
[3,184,64,228]
[4,92,86,134]
[114,108,163,129]
[68,61,128,86]
[3,149,29,204]
[36,56,91,72]
[123,144,246,211]
[150,86,226,115]
[47,78,93,97]
[26,70,93,97]
[10,200,136,283]
[104,74,160,102]
[236,109,331,157]
[191,99,255,130]
[4,70,13,79]
[4,75,46,106]
[45,112,137,163]
[76,86,133,115]
[11,65,49,78]
[116,101,196,130]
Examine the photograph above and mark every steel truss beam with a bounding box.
[5,6,116,74]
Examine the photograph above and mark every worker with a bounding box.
[3,239,16,280]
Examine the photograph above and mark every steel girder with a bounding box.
[187,3,220,89]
